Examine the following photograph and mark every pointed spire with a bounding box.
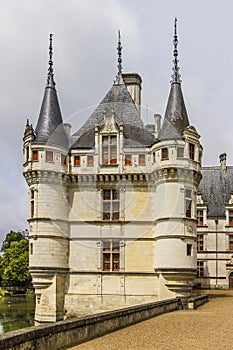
[117,30,122,76]
[171,18,181,83]
[47,33,56,88]
[158,18,189,141]
[34,34,68,149]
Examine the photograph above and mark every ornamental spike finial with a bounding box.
[117,30,122,76]
[171,18,181,83]
[47,33,55,86]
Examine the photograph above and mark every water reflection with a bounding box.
[0,295,35,334]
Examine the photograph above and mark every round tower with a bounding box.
[153,19,202,306]
[23,34,69,323]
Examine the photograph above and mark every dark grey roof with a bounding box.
[158,82,189,141]
[72,78,155,149]
[33,75,68,150]
[199,167,233,217]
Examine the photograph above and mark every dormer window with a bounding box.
[102,135,117,165]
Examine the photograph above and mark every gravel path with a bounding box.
[69,290,233,350]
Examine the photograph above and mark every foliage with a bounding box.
[0,231,31,288]
[0,287,9,297]
[1,231,23,252]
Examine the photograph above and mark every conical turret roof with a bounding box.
[158,18,189,141]
[33,34,68,149]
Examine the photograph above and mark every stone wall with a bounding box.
[0,298,180,350]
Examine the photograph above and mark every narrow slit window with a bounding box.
[185,189,192,218]
[189,143,195,160]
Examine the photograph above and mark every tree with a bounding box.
[0,231,31,287]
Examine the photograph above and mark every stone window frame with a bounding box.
[197,234,204,252]
[102,135,117,165]
[139,154,146,166]
[185,189,192,218]
[32,150,39,162]
[161,147,168,160]
[102,189,120,221]
[197,261,204,277]
[102,240,120,272]
[74,155,81,167]
[45,151,54,162]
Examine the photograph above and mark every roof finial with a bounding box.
[171,18,181,83]
[47,33,55,86]
[117,30,122,76]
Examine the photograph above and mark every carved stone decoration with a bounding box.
[100,109,118,133]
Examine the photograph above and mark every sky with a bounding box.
[1,0,233,243]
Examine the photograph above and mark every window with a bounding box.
[197,234,204,252]
[139,154,146,165]
[187,244,192,256]
[102,135,117,165]
[30,243,33,255]
[103,189,119,221]
[26,146,29,162]
[87,155,94,167]
[46,151,53,162]
[74,155,80,166]
[161,148,168,160]
[32,150,38,162]
[103,241,120,271]
[229,235,233,251]
[197,261,204,277]
[197,210,204,226]
[153,152,156,164]
[185,189,192,218]
[30,190,35,218]
[125,154,132,165]
[177,147,184,158]
[189,143,195,160]
[229,211,233,226]
[61,154,67,166]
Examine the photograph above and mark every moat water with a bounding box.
[0,295,35,334]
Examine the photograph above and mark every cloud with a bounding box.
[1,0,233,243]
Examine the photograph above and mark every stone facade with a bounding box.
[23,27,205,323]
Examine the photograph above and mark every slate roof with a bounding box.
[72,77,155,149]
[33,67,68,150]
[158,82,189,141]
[199,167,233,217]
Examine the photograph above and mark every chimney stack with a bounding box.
[122,73,142,116]
[64,123,71,137]
[219,153,227,173]
[154,114,162,139]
